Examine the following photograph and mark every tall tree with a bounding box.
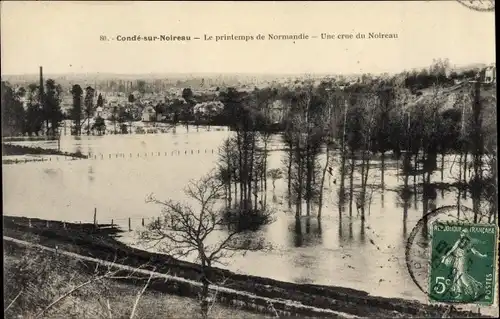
[43,79,63,137]
[84,86,95,135]
[70,84,83,135]
[128,93,135,103]
[1,81,25,136]
[24,83,44,136]
[137,80,147,95]
[96,93,104,108]
[182,87,194,101]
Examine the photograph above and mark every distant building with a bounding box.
[95,106,104,118]
[484,65,496,83]
[268,100,287,124]
[141,105,156,122]
[193,101,224,118]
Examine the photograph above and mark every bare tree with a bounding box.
[139,172,268,319]
[267,168,283,191]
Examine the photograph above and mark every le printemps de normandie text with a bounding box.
[100,32,399,42]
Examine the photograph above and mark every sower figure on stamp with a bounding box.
[440,229,488,300]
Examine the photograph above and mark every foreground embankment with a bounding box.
[4,237,268,319]
[2,216,489,318]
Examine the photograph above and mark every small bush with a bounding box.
[222,204,275,232]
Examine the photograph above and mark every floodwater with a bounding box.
[2,126,496,316]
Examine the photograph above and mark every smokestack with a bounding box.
[39,66,44,103]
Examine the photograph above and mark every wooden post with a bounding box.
[111,219,113,226]
[63,221,66,229]
[94,208,97,226]
[128,217,131,231]
[142,218,145,226]
[28,218,32,228]
[46,220,49,228]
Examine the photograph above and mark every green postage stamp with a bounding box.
[429,222,498,305]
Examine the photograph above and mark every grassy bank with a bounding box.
[3,236,268,319]
[1,143,88,159]
[2,216,489,318]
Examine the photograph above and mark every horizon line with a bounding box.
[1,61,493,79]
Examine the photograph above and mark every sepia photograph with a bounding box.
[1,1,497,318]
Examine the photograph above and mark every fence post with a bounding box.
[46,220,49,228]
[28,218,32,228]
[63,221,66,229]
[94,208,97,226]
[128,217,131,231]
[142,218,145,226]
[111,219,114,226]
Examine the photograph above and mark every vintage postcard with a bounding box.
[2,1,497,318]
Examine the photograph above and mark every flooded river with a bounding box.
[3,127,495,315]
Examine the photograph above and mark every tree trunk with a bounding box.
[318,146,330,219]
[200,268,210,319]
[248,133,255,209]
[440,152,445,181]
[306,145,312,216]
[381,152,385,191]
[287,144,293,208]
[348,149,355,217]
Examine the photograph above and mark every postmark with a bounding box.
[405,205,498,306]
[456,0,495,12]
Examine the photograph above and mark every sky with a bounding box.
[1,1,496,76]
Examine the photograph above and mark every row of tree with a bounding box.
[138,65,495,319]
[2,80,64,137]
[208,76,495,222]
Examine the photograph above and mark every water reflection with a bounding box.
[3,132,485,306]
[88,165,95,182]
[290,216,323,248]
